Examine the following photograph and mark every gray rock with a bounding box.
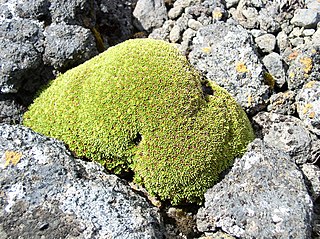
[267,91,296,115]
[97,0,135,45]
[306,0,320,11]
[296,81,320,136]
[276,31,290,53]
[255,33,276,53]
[0,18,45,93]
[225,0,240,9]
[43,23,98,71]
[286,46,320,91]
[168,5,184,19]
[169,25,182,43]
[197,139,313,239]
[0,95,25,124]
[148,20,175,40]
[301,164,320,200]
[253,112,313,164]
[189,22,270,115]
[291,8,320,29]
[133,0,168,31]
[0,124,164,238]
[188,18,202,31]
[312,28,320,45]
[262,52,286,88]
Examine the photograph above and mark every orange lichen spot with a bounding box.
[303,103,313,114]
[4,151,23,167]
[300,57,313,74]
[288,51,298,60]
[236,62,249,73]
[212,11,223,19]
[201,47,211,53]
[305,81,316,88]
[309,111,316,119]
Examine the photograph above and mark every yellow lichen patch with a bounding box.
[309,111,316,119]
[300,57,313,74]
[212,11,223,20]
[289,72,295,78]
[201,47,211,53]
[236,62,249,73]
[288,51,298,60]
[3,151,23,167]
[247,94,253,107]
[305,81,316,88]
[303,103,313,114]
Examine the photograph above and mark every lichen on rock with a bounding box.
[23,38,254,205]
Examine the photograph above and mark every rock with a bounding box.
[312,28,320,45]
[296,81,320,136]
[188,18,202,31]
[169,25,182,43]
[0,95,25,124]
[291,9,320,29]
[189,22,270,115]
[0,18,45,93]
[0,124,164,238]
[148,20,175,40]
[255,33,277,53]
[43,23,98,71]
[267,91,296,115]
[197,139,313,239]
[97,0,135,45]
[168,5,184,19]
[276,31,290,53]
[262,52,286,88]
[133,0,168,32]
[253,112,313,164]
[301,164,320,200]
[198,231,236,239]
[306,0,320,11]
[225,0,239,9]
[286,46,320,91]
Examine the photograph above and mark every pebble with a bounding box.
[255,33,276,53]
[262,52,286,88]
[291,9,320,28]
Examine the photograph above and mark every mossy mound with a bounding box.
[23,39,254,204]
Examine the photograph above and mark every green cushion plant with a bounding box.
[23,38,254,205]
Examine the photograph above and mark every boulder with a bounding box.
[0,124,164,238]
[189,22,270,115]
[197,139,313,239]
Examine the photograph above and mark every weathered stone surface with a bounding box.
[43,23,98,71]
[255,33,276,53]
[267,91,296,115]
[286,45,320,91]
[0,124,164,239]
[197,139,313,239]
[253,112,313,164]
[0,95,25,124]
[133,0,168,31]
[0,18,44,93]
[189,22,269,115]
[296,81,320,136]
[291,8,320,28]
[262,52,286,88]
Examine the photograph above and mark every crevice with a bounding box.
[201,81,214,96]
[133,132,142,146]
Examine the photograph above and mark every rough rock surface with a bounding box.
[296,81,320,136]
[0,124,164,239]
[133,0,168,31]
[253,112,314,164]
[0,95,25,124]
[189,22,269,115]
[197,139,313,239]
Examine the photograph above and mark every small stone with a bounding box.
[188,19,202,30]
[169,25,182,43]
[296,81,320,136]
[312,28,320,44]
[303,28,316,36]
[276,31,289,52]
[290,27,303,37]
[306,0,320,12]
[267,91,296,115]
[182,28,196,43]
[262,52,286,88]
[224,0,240,9]
[289,37,304,47]
[168,6,184,19]
[255,33,276,53]
[291,9,320,28]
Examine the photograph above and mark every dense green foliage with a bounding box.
[24,39,254,204]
